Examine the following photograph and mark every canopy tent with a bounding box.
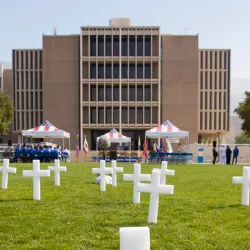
[22,120,70,149]
[145,120,189,138]
[97,128,131,143]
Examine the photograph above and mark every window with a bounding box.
[39,50,42,69]
[16,51,19,69]
[40,92,43,109]
[105,36,112,56]
[137,64,143,79]
[205,72,208,89]
[200,92,203,109]
[26,112,29,129]
[91,108,96,123]
[90,36,96,56]
[113,36,119,56]
[91,64,96,79]
[122,36,128,56]
[224,51,227,69]
[113,64,119,79]
[205,92,207,109]
[21,92,24,109]
[122,108,128,123]
[219,112,221,130]
[91,86,96,101]
[113,86,119,101]
[113,108,119,123]
[137,108,143,123]
[224,92,226,109]
[137,86,143,101]
[98,108,104,123]
[122,64,128,79]
[210,92,212,109]
[106,64,112,79]
[106,86,112,101]
[17,92,20,109]
[144,64,151,79]
[35,51,38,69]
[214,92,217,109]
[21,52,23,69]
[209,112,212,130]
[145,85,151,101]
[22,111,25,129]
[122,86,128,101]
[224,72,227,89]
[40,71,42,89]
[214,52,217,69]
[16,72,19,89]
[30,52,33,69]
[17,112,20,130]
[205,51,208,69]
[30,72,33,89]
[129,108,135,123]
[129,64,135,78]
[129,86,135,101]
[145,108,151,123]
[144,36,151,56]
[200,112,203,130]
[98,36,104,56]
[40,111,43,124]
[35,111,38,126]
[205,112,207,130]
[129,36,135,56]
[98,63,104,79]
[210,72,213,89]
[200,51,203,69]
[106,108,112,123]
[26,92,29,109]
[30,92,33,109]
[21,72,24,89]
[223,112,226,130]
[210,51,213,69]
[26,51,28,69]
[35,71,38,89]
[214,72,217,89]
[35,91,38,109]
[200,72,203,89]
[25,72,28,89]
[219,92,221,110]
[137,36,143,56]
[98,86,104,101]
[30,112,33,128]
[219,51,222,69]
[219,72,222,89]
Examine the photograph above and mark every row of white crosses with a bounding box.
[92,160,175,224]
[0,159,66,200]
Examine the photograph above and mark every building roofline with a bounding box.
[12,49,42,51]
[199,48,231,51]
[80,26,160,29]
[42,34,80,37]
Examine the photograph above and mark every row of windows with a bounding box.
[90,35,151,57]
[90,63,151,79]
[90,107,155,124]
[90,85,155,102]
[16,71,42,90]
[200,51,228,70]
[16,91,43,110]
[200,111,227,131]
[200,71,228,90]
[200,91,227,110]
[15,111,43,131]
[15,51,42,70]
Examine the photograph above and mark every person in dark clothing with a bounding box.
[212,147,218,164]
[232,146,239,165]
[226,146,232,165]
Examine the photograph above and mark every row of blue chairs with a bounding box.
[148,152,193,164]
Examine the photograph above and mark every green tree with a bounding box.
[235,132,250,144]
[0,91,14,135]
[234,91,250,136]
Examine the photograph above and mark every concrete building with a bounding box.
[2,18,231,149]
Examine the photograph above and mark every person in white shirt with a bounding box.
[220,145,226,164]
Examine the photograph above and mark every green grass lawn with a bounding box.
[0,162,250,250]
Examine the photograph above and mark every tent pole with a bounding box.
[69,138,70,151]
[63,138,64,150]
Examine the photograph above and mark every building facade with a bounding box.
[2,18,231,149]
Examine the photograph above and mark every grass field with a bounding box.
[0,162,250,250]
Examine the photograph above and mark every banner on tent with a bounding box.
[167,138,179,143]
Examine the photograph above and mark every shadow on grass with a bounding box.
[0,198,33,202]
[85,201,132,206]
[208,204,242,209]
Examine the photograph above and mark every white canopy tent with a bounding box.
[22,120,70,149]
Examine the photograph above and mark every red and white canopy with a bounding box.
[145,120,189,138]
[22,120,70,138]
[97,128,131,143]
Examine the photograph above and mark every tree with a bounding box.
[235,132,250,144]
[98,135,111,159]
[0,91,14,135]
[234,91,250,136]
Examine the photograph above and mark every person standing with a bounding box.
[220,145,226,164]
[212,147,218,164]
[226,146,232,165]
[232,146,239,165]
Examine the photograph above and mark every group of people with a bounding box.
[14,144,70,163]
[212,145,239,165]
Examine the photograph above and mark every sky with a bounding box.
[0,0,250,80]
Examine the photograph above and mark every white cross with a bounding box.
[92,160,113,192]
[153,161,175,185]
[137,169,174,224]
[48,159,67,186]
[120,227,150,250]
[23,160,50,200]
[111,160,123,187]
[0,159,17,189]
[232,166,250,206]
[123,164,151,204]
